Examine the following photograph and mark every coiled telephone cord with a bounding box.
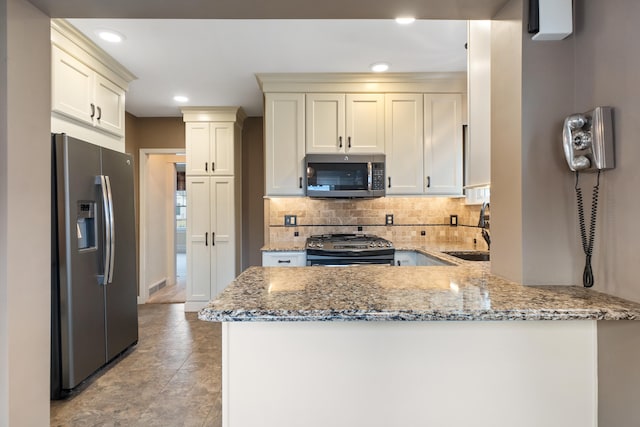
[574,170,600,287]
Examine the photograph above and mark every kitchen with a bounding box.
[3,0,640,426]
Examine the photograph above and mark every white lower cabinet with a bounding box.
[394,251,417,266]
[395,250,451,267]
[186,176,236,310]
[262,251,307,267]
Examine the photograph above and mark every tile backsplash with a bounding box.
[266,197,486,248]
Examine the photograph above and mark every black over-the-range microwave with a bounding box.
[305,154,385,198]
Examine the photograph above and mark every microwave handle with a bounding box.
[367,162,372,191]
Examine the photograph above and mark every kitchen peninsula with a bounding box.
[199,261,640,427]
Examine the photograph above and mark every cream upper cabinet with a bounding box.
[185,122,234,176]
[52,45,126,137]
[424,94,463,196]
[306,93,384,154]
[385,94,424,195]
[265,93,305,196]
[466,20,492,188]
[51,20,134,152]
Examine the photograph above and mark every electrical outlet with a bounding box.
[421,230,426,236]
[385,214,394,225]
[450,215,458,227]
[294,231,299,237]
[284,215,297,227]
[357,226,363,232]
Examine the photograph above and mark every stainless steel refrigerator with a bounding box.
[51,133,138,399]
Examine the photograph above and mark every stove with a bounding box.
[305,234,395,266]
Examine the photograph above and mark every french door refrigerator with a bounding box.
[51,133,138,399]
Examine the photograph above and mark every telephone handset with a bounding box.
[563,107,615,287]
[563,106,614,172]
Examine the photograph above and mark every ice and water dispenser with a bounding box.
[76,201,96,250]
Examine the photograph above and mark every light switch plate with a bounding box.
[284,215,297,227]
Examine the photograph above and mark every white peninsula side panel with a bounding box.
[222,321,596,427]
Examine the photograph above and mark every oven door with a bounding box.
[306,252,394,266]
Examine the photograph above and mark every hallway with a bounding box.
[50,304,221,426]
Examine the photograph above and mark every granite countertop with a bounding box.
[199,264,640,322]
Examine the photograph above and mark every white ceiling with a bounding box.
[67,19,469,117]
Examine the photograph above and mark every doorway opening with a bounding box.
[139,149,186,304]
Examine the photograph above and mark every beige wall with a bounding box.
[490,0,524,282]
[573,0,640,302]
[0,0,51,425]
[491,0,577,286]
[241,117,265,268]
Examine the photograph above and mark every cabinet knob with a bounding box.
[90,103,95,118]
[278,259,292,264]
[205,232,208,246]
[212,162,215,172]
[299,177,303,189]
[205,163,208,172]
[96,106,102,120]
[348,136,351,148]
[388,177,391,188]
[212,232,215,246]
[339,136,343,148]
[427,176,431,188]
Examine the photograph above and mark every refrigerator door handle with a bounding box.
[105,175,115,284]
[97,175,111,285]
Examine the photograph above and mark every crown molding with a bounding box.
[256,72,467,93]
[181,107,247,124]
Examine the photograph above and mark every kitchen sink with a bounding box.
[443,251,490,262]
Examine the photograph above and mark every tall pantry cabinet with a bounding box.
[182,107,246,312]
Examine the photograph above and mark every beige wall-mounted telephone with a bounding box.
[563,106,614,172]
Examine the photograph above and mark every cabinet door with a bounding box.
[265,93,305,196]
[211,177,236,297]
[94,73,125,137]
[394,251,417,266]
[262,252,306,267]
[424,94,463,196]
[186,122,211,175]
[385,94,424,195]
[210,122,234,176]
[186,177,211,302]
[467,20,492,187]
[52,46,94,126]
[346,94,385,153]
[306,93,345,153]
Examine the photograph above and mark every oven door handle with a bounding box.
[367,162,372,192]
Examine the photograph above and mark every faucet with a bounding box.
[478,202,491,250]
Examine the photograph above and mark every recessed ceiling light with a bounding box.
[395,17,416,25]
[370,62,390,72]
[96,30,125,43]
[173,95,189,103]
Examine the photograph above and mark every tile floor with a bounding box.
[50,303,222,426]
